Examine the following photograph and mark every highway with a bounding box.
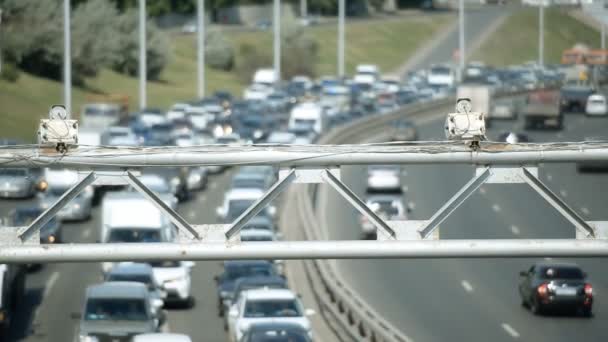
[319,107,608,341]
[0,172,235,341]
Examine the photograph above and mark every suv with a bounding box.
[77,282,162,342]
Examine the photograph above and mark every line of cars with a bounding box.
[214,166,316,342]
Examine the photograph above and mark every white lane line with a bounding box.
[510,225,520,235]
[402,185,409,192]
[501,323,520,339]
[492,204,501,213]
[479,187,487,195]
[546,174,553,182]
[559,189,568,198]
[210,182,217,189]
[581,207,590,215]
[187,211,196,219]
[408,201,416,210]
[43,271,60,299]
[460,280,474,293]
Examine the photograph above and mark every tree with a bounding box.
[205,28,235,71]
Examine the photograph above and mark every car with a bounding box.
[360,194,408,239]
[231,172,273,192]
[216,261,278,317]
[105,263,166,315]
[496,132,530,143]
[390,120,417,142]
[10,206,62,244]
[139,108,168,127]
[231,276,288,308]
[0,168,38,199]
[585,94,608,116]
[148,261,195,307]
[134,333,192,342]
[227,288,314,342]
[39,169,94,222]
[366,165,402,193]
[518,262,593,316]
[77,282,163,341]
[240,322,312,342]
[216,188,276,223]
[101,126,138,146]
[186,167,208,191]
[265,132,297,145]
[167,103,191,122]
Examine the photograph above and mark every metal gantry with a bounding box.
[1,141,608,262]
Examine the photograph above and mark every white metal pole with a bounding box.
[197,0,205,98]
[139,0,147,110]
[338,0,345,78]
[63,0,72,117]
[273,0,281,82]
[0,9,3,75]
[602,21,606,49]
[300,0,307,17]
[539,4,544,67]
[458,0,465,76]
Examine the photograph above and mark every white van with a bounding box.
[356,64,380,78]
[288,103,328,135]
[253,68,278,86]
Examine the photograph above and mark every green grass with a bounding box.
[472,8,600,66]
[0,13,451,141]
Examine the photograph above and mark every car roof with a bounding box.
[366,194,404,202]
[226,188,264,199]
[86,282,148,299]
[248,321,309,332]
[224,260,273,267]
[108,263,154,276]
[133,333,192,342]
[235,276,287,288]
[243,288,297,301]
[534,261,581,269]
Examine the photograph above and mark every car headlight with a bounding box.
[220,290,230,299]
[188,173,201,185]
[253,130,264,139]
[170,177,181,188]
[79,335,99,342]
[73,203,81,210]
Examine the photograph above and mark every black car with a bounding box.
[215,260,277,316]
[560,84,594,113]
[519,262,593,316]
[240,322,312,342]
[11,207,62,244]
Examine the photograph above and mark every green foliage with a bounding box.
[205,29,235,71]
[281,20,318,78]
[235,43,271,83]
[0,63,20,82]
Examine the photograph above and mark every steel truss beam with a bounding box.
[0,240,607,263]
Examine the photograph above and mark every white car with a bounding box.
[240,228,276,242]
[266,132,296,144]
[167,103,191,122]
[427,65,455,88]
[366,165,402,192]
[360,194,408,239]
[586,94,608,116]
[227,288,315,342]
[134,333,192,342]
[216,188,276,222]
[149,261,195,307]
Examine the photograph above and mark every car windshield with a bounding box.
[539,266,584,280]
[107,274,152,286]
[232,178,266,189]
[149,261,181,268]
[241,235,273,242]
[0,168,27,176]
[248,329,310,342]
[244,299,302,318]
[225,264,273,280]
[84,298,148,321]
[108,229,161,243]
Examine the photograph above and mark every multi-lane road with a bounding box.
[320,106,608,341]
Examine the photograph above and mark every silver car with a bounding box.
[39,187,93,222]
[0,168,37,199]
[77,282,161,342]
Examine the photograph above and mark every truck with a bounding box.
[523,90,563,130]
[456,84,491,118]
[560,81,595,113]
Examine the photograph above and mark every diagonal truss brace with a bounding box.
[126,171,201,240]
[19,172,97,242]
[322,168,397,240]
[418,167,491,239]
[226,169,297,240]
[521,168,596,238]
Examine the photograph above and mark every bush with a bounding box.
[112,9,171,80]
[205,29,235,71]
[0,63,20,82]
[281,20,318,79]
[235,43,271,83]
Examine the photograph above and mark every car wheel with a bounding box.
[185,296,195,309]
[530,298,543,315]
[581,307,593,318]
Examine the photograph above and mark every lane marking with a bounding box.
[408,201,416,210]
[43,272,60,299]
[460,280,474,293]
[546,174,553,182]
[581,207,590,215]
[402,185,409,192]
[187,211,196,219]
[492,204,501,213]
[510,225,520,235]
[559,189,568,198]
[501,323,520,339]
[479,187,487,195]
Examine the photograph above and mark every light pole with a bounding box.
[139,0,147,110]
[197,0,205,98]
[0,9,3,75]
[63,0,72,117]
[338,0,345,78]
[273,0,281,82]
[539,4,544,67]
[300,0,307,18]
[458,0,465,78]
